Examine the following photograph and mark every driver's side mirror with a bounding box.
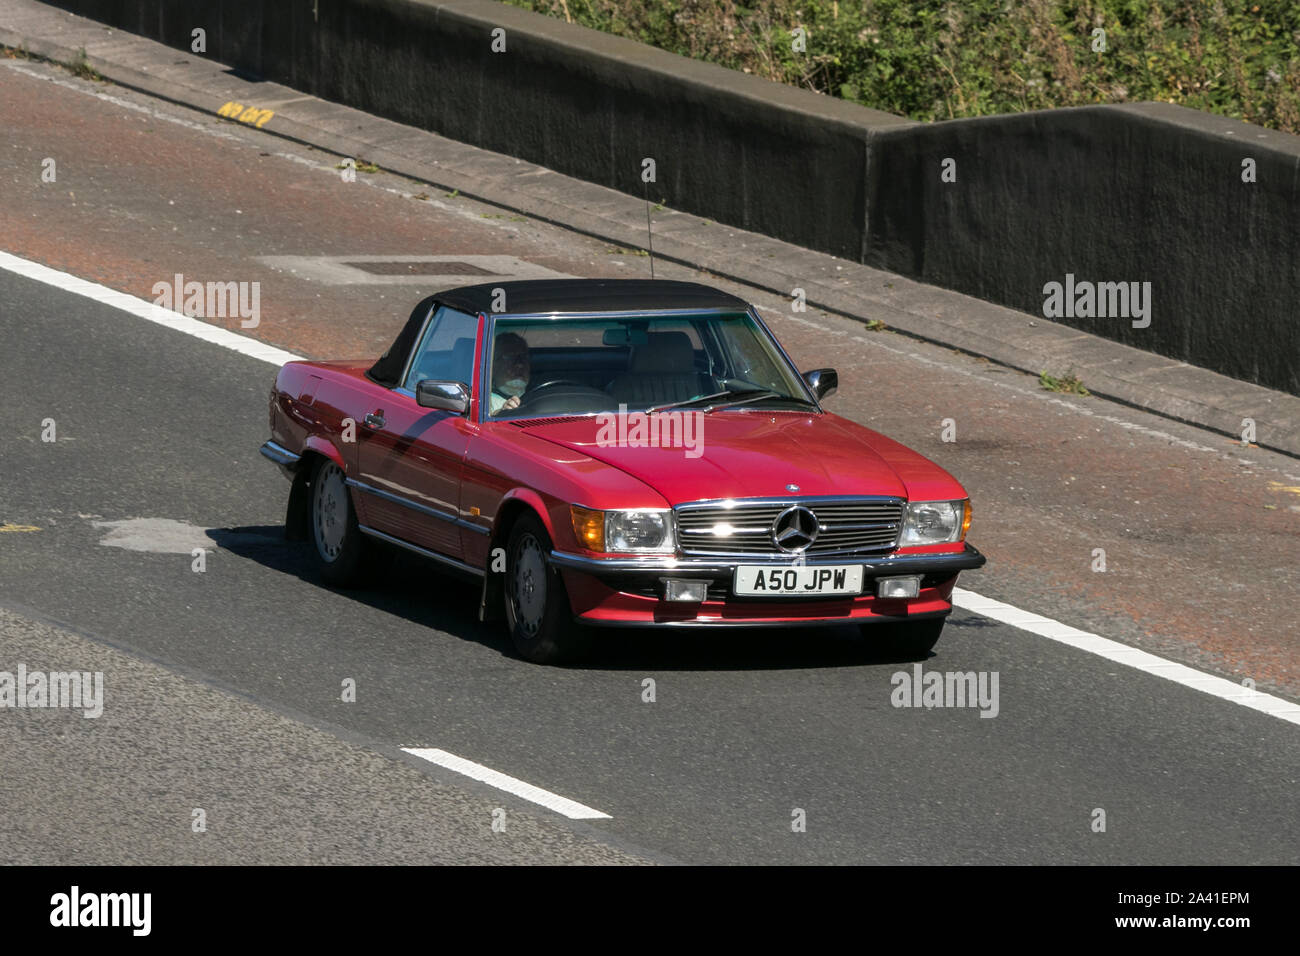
[802,368,838,401]
[416,380,470,414]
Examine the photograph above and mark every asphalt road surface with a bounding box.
[2,270,1297,864]
[1,57,1297,865]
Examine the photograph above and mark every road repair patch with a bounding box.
[256,255,573,285]
[91,518,214,554]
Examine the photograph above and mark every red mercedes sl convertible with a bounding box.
[261,279,985,662]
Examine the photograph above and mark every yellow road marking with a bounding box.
[0,523,41,532]
[1266,482,1300,497]
[217,101,273,128]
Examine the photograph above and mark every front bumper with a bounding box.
[551,543,986,626]
[549,544,985,577]
[259,440,301,479]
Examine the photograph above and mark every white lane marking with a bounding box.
[5,241,1300,728]
[758,305,1300,479]
[7,55,1294,477]
[402,748,612,820]
[0,253,613,816]
[0,251,303,366]
[952,587,1300,725]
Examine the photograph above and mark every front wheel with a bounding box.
[310,458,369,586]
[861,617,946,658]
[504,515,591,664]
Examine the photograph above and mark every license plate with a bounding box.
[733,565,863,597]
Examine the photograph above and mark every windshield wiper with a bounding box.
[647,388,818,415]
[645,389,743,414]
[704,391,818,412]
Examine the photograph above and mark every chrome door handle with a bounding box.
[364,413,385,429]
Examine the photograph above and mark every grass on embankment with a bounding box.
[504,0,1300,134]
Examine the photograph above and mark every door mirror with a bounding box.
[802,368,838,401]
[415,380,470,414]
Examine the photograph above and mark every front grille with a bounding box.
[674,497,903,557]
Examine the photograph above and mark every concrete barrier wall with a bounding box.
[867,104,1300,395]
[42,0,1300,396]
[50,0,909,262]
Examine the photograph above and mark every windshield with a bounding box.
[484,311,814,420]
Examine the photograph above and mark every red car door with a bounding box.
[353,305,482,559]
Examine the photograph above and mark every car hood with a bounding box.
[514,411,934,504]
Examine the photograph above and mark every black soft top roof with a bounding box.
[367,279,749,386]
[437,278,750,315]
[367,293,437,388]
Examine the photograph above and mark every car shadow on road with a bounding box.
[571,626,941,671]
[208,526,943,671]
[205,524,510,652]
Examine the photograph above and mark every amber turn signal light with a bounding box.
[570,506,605,551]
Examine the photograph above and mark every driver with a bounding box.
[489,332,530,415]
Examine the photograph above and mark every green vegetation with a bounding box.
[504,1,1300,133]
[65,46,105,82]
[332,159,380,173]
[1039,369,1090,394]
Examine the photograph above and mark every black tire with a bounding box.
[309,457,369,586]
[861,617,946,658]
[503,514,592,664]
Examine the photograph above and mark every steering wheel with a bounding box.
[527,379,585,392]
[511,379,610,414]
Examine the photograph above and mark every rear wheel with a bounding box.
[310,458,368,586]
[504,514,591,664]
[861,617,946,657]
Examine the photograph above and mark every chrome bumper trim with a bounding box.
[259,440,301,468]
[549,543,986,576]
[580,609,953,628]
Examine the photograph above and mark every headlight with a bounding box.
[570,506,675,553]
[900,499,969,546]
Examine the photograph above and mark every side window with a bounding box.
[403,306,479,391]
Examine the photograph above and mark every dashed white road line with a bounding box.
[403,748,612,820]
[2,249,1296,823]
